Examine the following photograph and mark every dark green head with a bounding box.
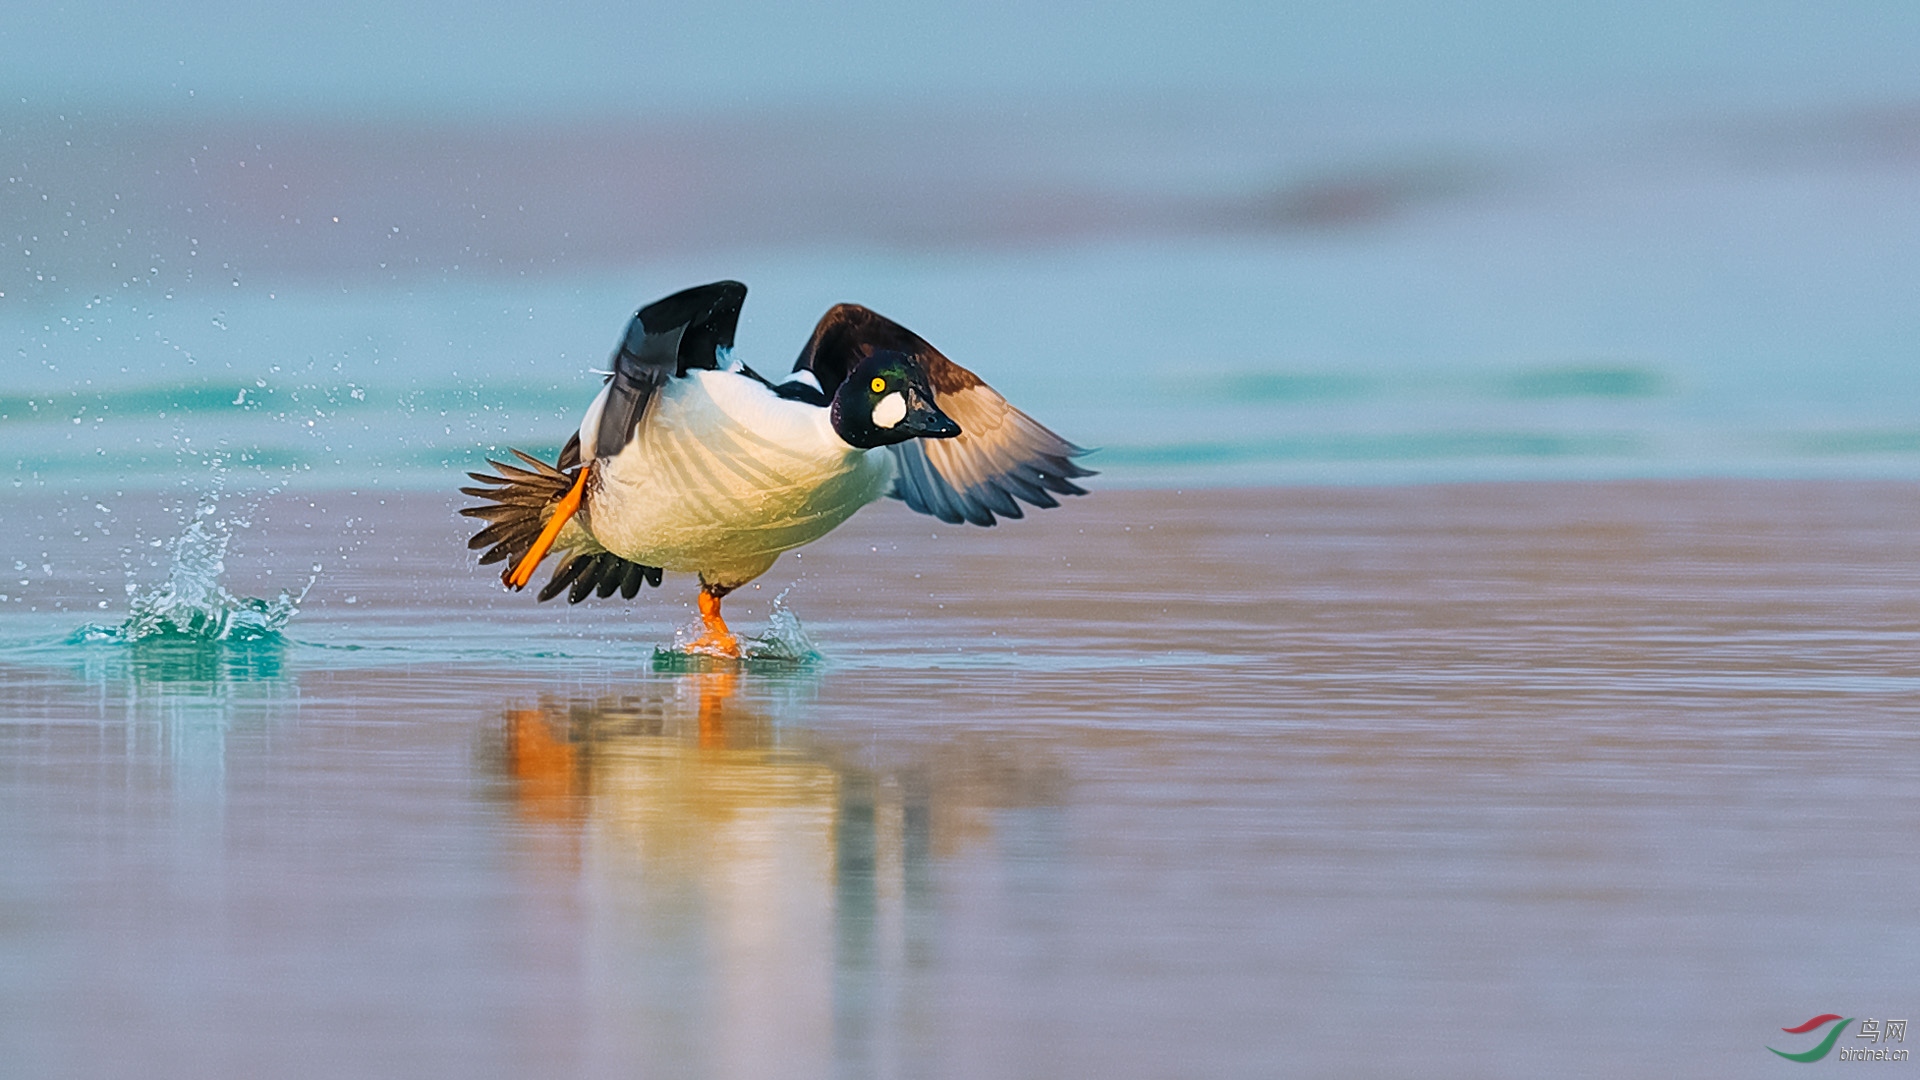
[830,350,962,448]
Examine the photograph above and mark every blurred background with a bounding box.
[5,0,1920,491]
[6,11,1920,1076]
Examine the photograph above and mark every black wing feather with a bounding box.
[548,551,664,605]
[791,303,1092,526]
[592,280,748,462]
[594,553,628,599]
[538,554,596,602]
[791,303,929,398]
[618,562,650,599]
[568,558,605,604]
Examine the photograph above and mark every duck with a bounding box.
[461,280,1092,656]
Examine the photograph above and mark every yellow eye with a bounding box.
[870,377,887,393]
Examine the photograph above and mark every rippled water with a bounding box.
[2,482,1916,1077]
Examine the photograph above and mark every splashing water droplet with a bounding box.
[655,592,820,668]
[745,598,819,662]
[68,508,313,645]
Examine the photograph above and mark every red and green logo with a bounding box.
[1770,1014,1853,1062]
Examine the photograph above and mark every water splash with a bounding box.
[654,592,821,670]
[747,599,820,662]
[70,505,311,645]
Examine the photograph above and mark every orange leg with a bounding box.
[504,464,590,590]
[689,583,740,658]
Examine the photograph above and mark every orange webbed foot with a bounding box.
[689,584,741,658]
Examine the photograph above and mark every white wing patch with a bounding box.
[872,391,907,429]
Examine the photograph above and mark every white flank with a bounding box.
[872,391,906,429]
[576,382,611,460]
[584,370,893,587]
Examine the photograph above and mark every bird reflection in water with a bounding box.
[490,670,1064,1078]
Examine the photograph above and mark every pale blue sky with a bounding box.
[5,0,1919,117]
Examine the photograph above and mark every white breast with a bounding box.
[583,371,892,586]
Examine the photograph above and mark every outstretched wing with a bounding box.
[794,304,1093,526]
[888,360,1093,526]
[792,302,927,397]
[585,280,747,462]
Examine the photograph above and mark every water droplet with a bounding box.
[71,508,311,644]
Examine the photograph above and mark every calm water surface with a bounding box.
[2,482,1917,1078]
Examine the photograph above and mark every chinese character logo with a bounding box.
[1841,1018,1910,1062]
[1769,1014,1852,1062]
[1858,1018,1909,1044]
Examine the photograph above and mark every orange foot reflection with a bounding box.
[504,708,581,823]
[696,670,740,748]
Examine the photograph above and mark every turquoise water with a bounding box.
[7,98,1920,494]
[11,239,1920,491]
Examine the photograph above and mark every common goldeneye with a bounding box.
[462,280,1091,655]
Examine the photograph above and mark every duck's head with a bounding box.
[830,350,962,448]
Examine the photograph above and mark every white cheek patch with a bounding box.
[872,391,907,429]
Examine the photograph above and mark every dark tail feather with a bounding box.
[460,434,665,602]
[460,439,579,582]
